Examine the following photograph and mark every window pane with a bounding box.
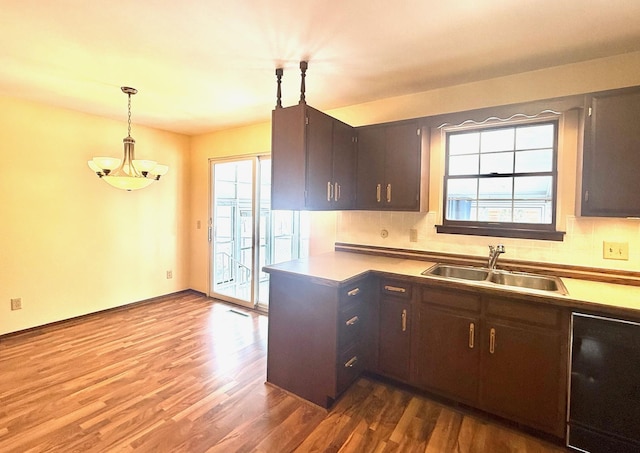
[478,203,512,222]
[514,176,552,199]
[481,128,514,153]
[447,178,477,198]
[446,178,477,220]
[514,202,552,224]
[449,132,479,155]
[515,123,554,149]
[479,177,513,199]
[449,154,479,175]
[515,149,553,173]
[480,151,514,174]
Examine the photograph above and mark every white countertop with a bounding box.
[264,251,640,316]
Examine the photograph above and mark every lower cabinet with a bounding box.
[267,271,568,438]
[416,287,481,405]
[378,279,413,381]
[416,286,569,438]
[266,272,371,408]
[480,297,568,438]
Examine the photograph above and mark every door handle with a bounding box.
[327,181,333,201]
[386,184,392,203]
[376,184,381,203]
[489,327,496,354]
[469,322,475,349]
[335,182,340,201]
[401,309,407,332]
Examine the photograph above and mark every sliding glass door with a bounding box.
[209,156,307,310]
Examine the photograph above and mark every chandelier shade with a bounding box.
[88,87,168,191]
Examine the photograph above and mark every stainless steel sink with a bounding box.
[423,264,489,281]
[422,263,568,295]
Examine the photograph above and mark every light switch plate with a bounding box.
[603,241,629,260]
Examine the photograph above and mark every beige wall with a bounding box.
[5,51,640,335]
[0,96,190,336]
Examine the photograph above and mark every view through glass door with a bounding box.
[209,156,307,310]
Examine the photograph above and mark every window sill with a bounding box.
[435,225,565,241]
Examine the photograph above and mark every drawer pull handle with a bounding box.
[401,309,407,332]
[347,288,360,297]
[489,328,496,354]
[384,285,406,293]
[344,356,358,368]
[469,322,475,349]
[346,316,360,326]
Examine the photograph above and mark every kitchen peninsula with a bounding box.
[264,247,640,441]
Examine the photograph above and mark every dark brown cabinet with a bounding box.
[377,279,412,381]
[581,87,640,217]
[266,272,371,408]
[356,120,422,210]
[416,287,481,405]
[480,297,568,438]
[271,104,356,210]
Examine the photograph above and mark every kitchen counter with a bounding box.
[264,251,640,319]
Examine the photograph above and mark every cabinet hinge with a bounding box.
[588,107,592,117]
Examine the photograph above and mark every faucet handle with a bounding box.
[488,245,495,253]
[496,244,505,253]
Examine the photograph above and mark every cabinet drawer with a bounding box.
[421,286,481,312]
[485,297,562,329]
[381,279,412,299]
[338,300,364,349]
[340,281,365,309]
[336,343,364,394]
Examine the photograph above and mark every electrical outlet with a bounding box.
[11,298,22,310]
[166,270,173,279]
[603,241,629,260]
[409,229,418,242]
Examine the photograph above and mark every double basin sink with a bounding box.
[422,263,568,295]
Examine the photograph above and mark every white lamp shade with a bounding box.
[133,159,157,172]
[93,157,121,171]
[103,175,155,191]
[88,160,103,173]
[150,164,169,176]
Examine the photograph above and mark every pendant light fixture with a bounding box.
[88,86,168,191]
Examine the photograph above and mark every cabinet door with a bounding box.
[378,297,411,381]
[480,320,565,436]
[356,126,386,209]
[332,119,356,209]
[305,107,336,209]
[582,88,640,217]
[271,105,307,210]
[384,122,421,210]
[416,305,480,404]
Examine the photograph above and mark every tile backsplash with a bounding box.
[337,211,640,271]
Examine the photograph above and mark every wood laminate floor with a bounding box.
[0,291,567,452]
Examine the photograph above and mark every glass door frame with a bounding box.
[208,154,268,310]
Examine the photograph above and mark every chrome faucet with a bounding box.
[488,244,505,269]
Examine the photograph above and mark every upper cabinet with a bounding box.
[581,87,640,217]
[355,120,424,211]
[271,104,356,210]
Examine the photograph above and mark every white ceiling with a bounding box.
[1,0,640,135]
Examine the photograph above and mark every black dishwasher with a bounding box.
[568,313,640,452]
